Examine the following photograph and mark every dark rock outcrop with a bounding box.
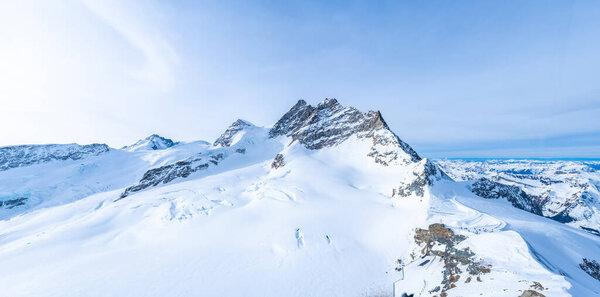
[271,154,285,169]
[0,197,28,209]
[269,99,421,165]
[580,258,600,282]
[470,178,543,215]
[118,153,224,200]
[0,143,109,171]
[393,160,451,197]
[269,100,315,138]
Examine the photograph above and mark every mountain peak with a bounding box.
[124,134,177,151]
[317,98,340,108]
[269,99,421,165]
[213,119,255,147]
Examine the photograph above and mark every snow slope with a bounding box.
[0,100,599,297]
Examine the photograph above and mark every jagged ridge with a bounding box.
[117,153,225,200]
[270,99,421,165]
[0,143,109,171]
[470,178,543,215]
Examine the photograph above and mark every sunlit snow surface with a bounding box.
[0,130,599,296]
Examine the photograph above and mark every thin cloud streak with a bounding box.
[81,0,178,92]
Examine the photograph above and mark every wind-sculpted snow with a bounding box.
[0,143,109,171]
[123,134,178,151]
[270,99,421,165]
[436,159,600,235]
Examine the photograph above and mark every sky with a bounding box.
[1,0,600,158]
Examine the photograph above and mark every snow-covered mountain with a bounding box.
[435,159,600,236]
[0,143,109,171]
[123,134,179,151]
[0,99,599,297]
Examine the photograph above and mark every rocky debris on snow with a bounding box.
[0,143,109,171]
[0,197,28,209]
[530,281,546,291]
[118,153,224,200]
[269,99,421,165]
[412,224,491,295]
[393,160,451,197]
[519,290,546,297]
[580,258,600,282]
[470,178,543,215]
[123,134,178,151]
[214,119,253,147]
[271,154,285,169]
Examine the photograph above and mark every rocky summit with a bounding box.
[270,99,421,165]
[124,134,178,151]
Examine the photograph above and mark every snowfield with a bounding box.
[0,99,599,297]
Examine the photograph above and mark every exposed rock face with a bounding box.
[519,290,546,297]
[0,197,28,209]
[269,99,421,165]
[118,153,224,200]
[580,258,600,282]
[214,119,253,147]
[271,154,285,169]
[412,224,491,295]
[269,100,315,138]
[393,159,451,197]
[0,144,109,171]
[124,134,178,151]
[470,178,543,215]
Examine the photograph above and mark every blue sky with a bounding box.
[1,0,599,158]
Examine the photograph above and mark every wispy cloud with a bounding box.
[81,0,178,91]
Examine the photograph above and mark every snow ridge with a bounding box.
[124,134,178,151]
[0,143,109,171]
